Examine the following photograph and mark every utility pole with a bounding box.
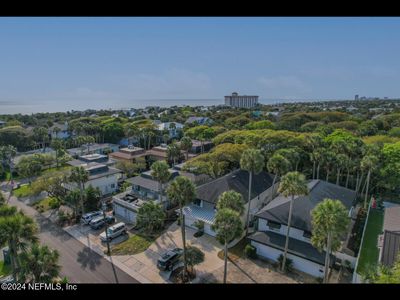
[102,199,119,283]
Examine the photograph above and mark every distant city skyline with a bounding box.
[1,17,400,114]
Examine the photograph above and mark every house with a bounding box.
[49,122,70,140]
[112,169,179,224]
[181,169,275,236]
[0,120,7,127]
[248,180,357,278]
[145,144,170,162]
[108,146,146,163]
[157,122,184,138]
[185,116,213,126]
[64,162,122,196]
[172,163,212,185]
[188,139,213,154]
[67,143,119,158]
[378,205,400,267]
[66,153,116,167]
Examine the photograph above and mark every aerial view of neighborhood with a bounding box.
[1,17,400,288]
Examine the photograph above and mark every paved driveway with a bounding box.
[66,221,224,283]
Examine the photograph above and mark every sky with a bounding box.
[1,17,400,113]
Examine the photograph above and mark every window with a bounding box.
[268,221,281,230]
[193,199,202,207]
[303,231,312,239]
[111,184,115,188]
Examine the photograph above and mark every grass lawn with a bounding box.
[13,184,34,198]
[217,238,248,261]
[33,197,57,212]
[0,260,11,278]
[110,233,158,256]
[357,209,384,275]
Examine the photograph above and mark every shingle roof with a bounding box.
[248,230,333,266]
[381,230,400,267]
[195,169,275,204]
[255,180,356,232]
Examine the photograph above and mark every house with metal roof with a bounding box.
[182,169,275,236]
[378,205,400,267]
[248,180,357,278]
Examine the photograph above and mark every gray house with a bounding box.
[182,169,275,236]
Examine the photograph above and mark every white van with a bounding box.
[100,222,127,242]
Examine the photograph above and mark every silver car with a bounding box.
[100,222,127,242]
[81,211,103,225]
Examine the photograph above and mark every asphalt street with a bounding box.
[7,195,138,283]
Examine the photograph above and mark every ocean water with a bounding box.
[0,99,223,115]
[0,98,339,115]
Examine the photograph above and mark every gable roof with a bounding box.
[196,169,274,204]
[255,180,356,232]
[381,230,400,267]
[249,231,333,266]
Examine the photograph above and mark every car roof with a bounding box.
[90,216,104,222]
[109,222,125,229]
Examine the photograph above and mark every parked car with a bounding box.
[100,222,127,242]
[157,248,183,271]
[81,211,103,225]
[89,215,115,230]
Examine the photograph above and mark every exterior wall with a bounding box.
[65,173,121,196]
[184,214,216,237]
[257,219,311,243]
[113,202,137,224]
[251,241,325,278]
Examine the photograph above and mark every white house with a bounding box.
[182,169,275,236]
[49,122,70,140]
[64,162,122,196]
[248,180,357,278]
[112,169,180,224]
[157,122,184,138]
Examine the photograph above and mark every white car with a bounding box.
[100,222,127,242]
[81,211,103,225]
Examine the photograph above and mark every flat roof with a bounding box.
[383,206,400,232]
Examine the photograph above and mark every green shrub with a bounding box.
[244,244,257,259]
[277,254,294,273]
[49,198,60,209]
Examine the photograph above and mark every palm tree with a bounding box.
[0,145,17,187]
[0,208,39,281]
[33,126,49,153]
[335,153,349,186]
[69,166,89,217]
[322,150,335,182]
[278,171,309,272]
[167,141,181,166]
[311,198,350,283]
[216,190,245,216]
[180,136,193,161]
[124,123,139,146]
[150,161,171,206]
[211,208,243,283]
[136,201,166,234]
[50,139,65,168]
[19,243,61,283]
[166,176,196,282]
[267,154,291,202]
[240,148,264,235]
[361,155,379,209]
[312,149,324,180]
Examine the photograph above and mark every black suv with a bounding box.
[157,248,183,271]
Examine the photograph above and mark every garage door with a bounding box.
[113,204,136,224]
[251,241,325,278]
